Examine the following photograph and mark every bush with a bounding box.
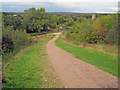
[66,14,118,45]
[94,14,118,45]
[2,14,22,30]
[2,27,35,61]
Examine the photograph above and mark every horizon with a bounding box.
[1,11,118,14]
[1,1,119,13]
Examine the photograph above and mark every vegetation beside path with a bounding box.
[3,34,64,88]
[55,35,118,77]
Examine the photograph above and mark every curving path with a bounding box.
[46,33,118,88]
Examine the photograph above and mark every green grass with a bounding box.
[3,35,63,88]
[55,35,118,77]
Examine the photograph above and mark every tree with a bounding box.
[23,8,56,33]
[2,14,22,30]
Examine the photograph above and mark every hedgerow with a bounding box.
[2,26,35,62]
[66,14,118,45]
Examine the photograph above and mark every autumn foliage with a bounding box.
[66,14,118,45]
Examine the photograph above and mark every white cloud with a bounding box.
[2,0,19,2]
[1,0,118,13]
[1,0,119,2]
[49,0,119,2]
[95,11,115,13]
[10,6,16,7]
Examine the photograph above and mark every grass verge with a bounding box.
[3,34,64,88]
[55,35,118,77]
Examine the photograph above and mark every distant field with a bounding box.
[55,35,118,77]
[3,35,63,88]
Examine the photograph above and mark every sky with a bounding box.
[1,0,119,2]
[1,0,119,13]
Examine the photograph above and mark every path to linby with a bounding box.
[46,33,118,88]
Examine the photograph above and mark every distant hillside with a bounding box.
[49,12,114,15]
[2,12,115,16]
[50,12,92,15]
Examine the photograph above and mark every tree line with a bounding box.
[2,7,118,61]
[2,8,93,33]
[2,7,83,61]
[65,14,118,45]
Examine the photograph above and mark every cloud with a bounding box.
[10,6,16,7]
[1,0,119,2]
[2,0,19,2]
[1,1,118,13]
[95,11,114,13]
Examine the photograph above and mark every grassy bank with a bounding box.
[3,34,63,88]
[62,35,118,55]
[55,35,118,77]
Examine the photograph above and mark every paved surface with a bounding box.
[46,34,118,88]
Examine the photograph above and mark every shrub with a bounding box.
[2,27,35,61]
[66,14,118,45]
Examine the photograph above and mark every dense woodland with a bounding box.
[2,8,119,61]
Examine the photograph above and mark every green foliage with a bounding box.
[56,15,92,31]
[2,14,22,30]
[66,14,118,45]
[2,27,35,62]
[95,15,118,44]
[23,8,56,33]
[56,15,75,29]
[2,8,58,62]
[66,19,94,43]
[2,8,61,64]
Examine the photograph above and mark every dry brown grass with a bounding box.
[61,35,118,56]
